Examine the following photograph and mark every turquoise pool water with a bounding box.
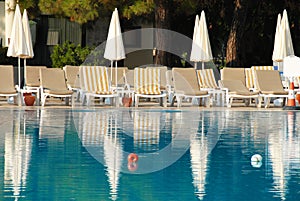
[0,109,299,201]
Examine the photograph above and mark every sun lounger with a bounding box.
[40,68,75,106]
[80,66,119,106]
[134,68,167,107]
[254,70,288,108]
[23,66,47,105]
[249,66,274,91]
[25,66,47,89]
[63,65,81,101]
[63,65,80,91]
[197,69,225,106]
[171,68,210,107]
[0,65,19,104]
[219,80,261,108]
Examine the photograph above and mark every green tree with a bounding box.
[21,0,300,67]
[37,0,201,66]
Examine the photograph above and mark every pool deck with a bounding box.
[0,99,289,111]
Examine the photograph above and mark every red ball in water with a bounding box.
[127,153,138,163]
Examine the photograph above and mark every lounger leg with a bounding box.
[76,90,81,102]
[17,93,22,106]
[36,90,40,106]
[227,97,233,108]
[71,94,75,107]
[41,95,47,106]
[206,97,211,108]
[225,96,230,107]
[176,96,182,107]
[81,94,86,106]
[135,95,139,107]
[115,96,119,107]
[65,97,70,106]
[256,97,262,108]
[245,99,250,106]
[170,96,176,107]
[162,96,167,107]
[265,97,271,108]
[86,95,91,106]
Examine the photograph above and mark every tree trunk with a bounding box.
[226,0,249,67]
[154,0,171,66]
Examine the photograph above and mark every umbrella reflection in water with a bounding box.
[4,111,32,200]
[103,112,123,201]
[267,112,300,200]
[79,111,122,200]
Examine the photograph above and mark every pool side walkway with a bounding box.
[0,98,288,111]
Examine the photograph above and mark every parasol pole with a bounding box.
[24,58,27,88]
[110,61,113,88]
[115,61,118,88]
[18,57,21,90]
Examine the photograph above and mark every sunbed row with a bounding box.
[0,65,290,108]
[220,67,289,108]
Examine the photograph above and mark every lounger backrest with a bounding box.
[63,65,80,88]
[220,67,246,86]
[197,69,218,89]
[80,66,91,92]
[147,66,168,89]
[250,66,274,90]
[0,66,16,93]
[95,66,111,94]
[254,70,285,92]
[81,66,98,92]
[172,68,199,93]
[219,80,249,93]
[40,68,68,90]
[80,66,110,93]
[25,66,47,87]
[244,68,254,89]
[134,68,161,95]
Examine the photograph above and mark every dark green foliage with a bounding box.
[17,0,300,67]
[51,41,92,68]
[0,47,17,66]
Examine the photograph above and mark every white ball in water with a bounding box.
[251,154,263,168]
[251,154,262,162]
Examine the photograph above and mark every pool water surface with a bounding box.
[0,109,299,201]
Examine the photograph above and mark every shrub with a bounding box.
[51,41,92,68]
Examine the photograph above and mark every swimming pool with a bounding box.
[0,108,299,201]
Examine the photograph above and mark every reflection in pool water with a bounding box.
[0,109,299,201]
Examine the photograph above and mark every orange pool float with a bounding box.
[127,153,138,163]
